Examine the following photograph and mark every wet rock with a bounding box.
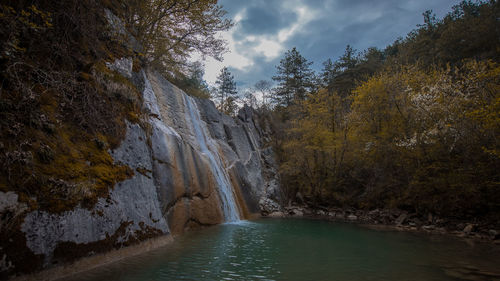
[435,218,446,226]
[412,218,422,226]
[259,198,281,214]
[368,209,380,216]
[268,211,285,218]
[347,214,358,221]
[423,225,436,231]
[190,195,224,226]
[290,208,304,217]
[395,212,408,226]
[463,224,475,235]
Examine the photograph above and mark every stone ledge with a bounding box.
[9,234,173,281]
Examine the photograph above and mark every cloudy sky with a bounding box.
[201,0,461,88]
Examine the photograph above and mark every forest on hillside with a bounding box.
[254,0,499,221]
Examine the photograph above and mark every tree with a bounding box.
[243,89,258,109]
[391,1,500,67]
[254,80,272,108]
[214,67,238,114]
[321,58,336,91]
[271,1,500,219]
[272,47,315,107]
[328,45,360,98]
[119,0,233,76]
[280,89,349,201]
[173,61,211,98]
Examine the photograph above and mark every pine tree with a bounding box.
[214,67,238,114]
[321,58,336,91]
[272,47,315,107]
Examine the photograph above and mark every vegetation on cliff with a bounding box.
[0,0,230,215]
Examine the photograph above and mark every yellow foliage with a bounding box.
[32,125,133,213]
[279,59,499,210]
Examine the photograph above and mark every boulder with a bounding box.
[463,224,475,235]
[290,209,304,217]
[259,198,282,214]
[395,213,408,226]
[347,214,358,221]
[317,210,326,216]
[422,225,435,231]
[268,211,285,218]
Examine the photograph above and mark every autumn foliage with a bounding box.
[274,1,499,220]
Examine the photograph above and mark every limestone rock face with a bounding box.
[10,65,282,273]
[196,100,283,214]
[20,122,169,267]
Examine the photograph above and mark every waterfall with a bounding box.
[183,95,240,222]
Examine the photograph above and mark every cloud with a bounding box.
[239,6,297,36]
[198,0,460,89]
[254,39,283,60]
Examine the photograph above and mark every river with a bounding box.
[63,218,500,281]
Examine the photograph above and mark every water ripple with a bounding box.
[62,219,500,281]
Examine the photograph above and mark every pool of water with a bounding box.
[64,219,500,281]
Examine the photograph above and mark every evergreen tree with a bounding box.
[214,67,238,114]
[321,58,336,91]
[330,45,360,98]
[272,47,315,107]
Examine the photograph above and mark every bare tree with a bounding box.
[254,80,272,108]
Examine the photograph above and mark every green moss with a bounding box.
[29,125,134,213]
[0,39,143,215]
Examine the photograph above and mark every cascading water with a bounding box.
[183,95,240,222]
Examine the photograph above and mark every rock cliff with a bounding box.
[1,61,282,277]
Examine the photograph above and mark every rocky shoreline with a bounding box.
[261,205,500,243]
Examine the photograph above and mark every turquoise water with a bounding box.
[65,219,500,281]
